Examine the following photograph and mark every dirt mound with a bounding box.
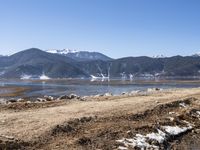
[51,116,94,135]
[0,136,29,150]
[0,100,67,112]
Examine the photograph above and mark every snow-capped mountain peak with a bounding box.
[46,49,78,55]
[192,52,200,57]
[152,54,165,58]
[45,49,112,61]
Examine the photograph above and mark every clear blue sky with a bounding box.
[0,0,200,58]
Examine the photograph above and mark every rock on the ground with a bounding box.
[58,95,69,100]
[0,98,7,104]
[58,94,80,100]
[104,93,113,97]
[17,98,26,102]
[36,98,46,102]
[69,94,80,99]
[7,99,17,103]
[121,92,129,96]
[129,90,140,96]
[147,88,161,92]
[94,94,104,98]
[44,95,54,101]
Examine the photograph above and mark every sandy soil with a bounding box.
[1,88,200,149]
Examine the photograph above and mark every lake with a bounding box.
[0,78,200,98]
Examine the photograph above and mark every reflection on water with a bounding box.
[0,78,200,98]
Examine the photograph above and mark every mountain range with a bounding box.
[1,48,200,79]
[46,49,112,61]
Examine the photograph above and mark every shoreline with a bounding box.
[1,79,200,99]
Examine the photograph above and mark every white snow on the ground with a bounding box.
[169,112,175,115]
[162,125,192,136]
[179,102,187,108]
[196,111,200,116]
[118,146,128,150]
[146,129,166,143]
[0,98,7,104]
[167,117,175,121]
[117,134,159,149]
[39,74,50,80]
[20,74,32,80]
[117,123,193,149]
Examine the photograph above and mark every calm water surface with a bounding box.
[0,78,200,98]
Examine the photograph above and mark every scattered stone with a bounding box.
[94,94,103,98]
[166,117,174,121]
[58,94,80,100]
[58,95,69,100]
[147,88,161,92]
[155,88,160,91]
[79,97,86,101]
[121,92,128,96]
[0,135,14,140]
[104,92,113,97]
[195,129,200,134]
[0,98,7,104]
[196,111,200,116]
[7,99,17,103]
[17,98,26,102]
[36,98,46,102]
[179,102,187,108]
[69,94,79,99]
[81,96,89,101]
[26,101,31,104]
[129,90,140,95]
[121,92,126,95]
[126,130,131,134]
[118,146,128,150]
[169,112,176,115]
[44,95,54,101]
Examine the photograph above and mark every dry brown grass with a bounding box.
[1,88,200,143]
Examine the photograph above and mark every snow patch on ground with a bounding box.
[118,146,128,150]
[117,122,193,149]
[117,134,159,149]
[162,125,192,136]
[179,102,187,108]
[20,74,32,80]
[196,111,200,116]
[39,74,50,80]
[146,129,166,143]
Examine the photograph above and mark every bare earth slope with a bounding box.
[1,88,200,149]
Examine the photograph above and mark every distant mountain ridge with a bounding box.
[192,52,200,57]
[46,49,78,55]
[45,49,112,61]
[1,48,200,79]
[0,48,88,78]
